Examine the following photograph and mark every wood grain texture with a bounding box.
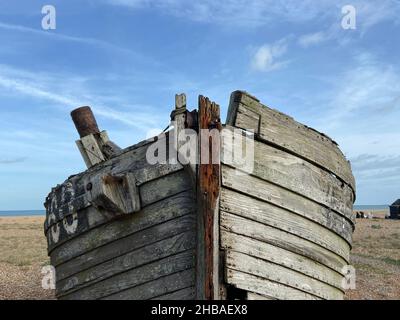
[50,190,196,266]
[221,165,353,244]
[225,250,343,299]
[247,292,276,300]
[220,188,350,261]
[220,231,344,290]
[226,269,321,300]
[46,170,193,253]
[197,95,221,300]
[222,126,354,224]
[221,211,347,273]
[60,250,195,300]
[44,135,181,232]
[103,270,195,300]
[57,231,195,296]
[151,287,195,300]
[226,91,355,195]
[56,213,196,281]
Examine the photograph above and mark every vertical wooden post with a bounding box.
[196,95,222,300]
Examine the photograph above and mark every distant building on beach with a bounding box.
[389,199,400,219]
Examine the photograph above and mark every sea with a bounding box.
[0,210,46,216]
[0,206,390,216]
[353,205,389,211]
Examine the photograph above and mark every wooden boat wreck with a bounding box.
[44,91,356,300]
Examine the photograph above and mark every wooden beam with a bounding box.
[71,106,121,168]
[196,95,221,300]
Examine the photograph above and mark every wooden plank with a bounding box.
[221,165,354,243]
[50,191,196,266]
[103,269,195,300]
[226,91,355,194]
[44,135,181,231]
[225,250,343,300]
[46,170,193,253]
[197,95,221,300]
[139,170,192,206]
[78,134,105,167]
[56,213,196,281]
[220,231,343,290]
[222,127,354,223]
[220,188,350,260]
[151,287,195,300]
[57,231,195,296]
[59,250,195,300]
[226,269,321,300]
[220,212,347,273]
[247,292,276,300]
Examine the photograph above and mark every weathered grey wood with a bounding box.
[151,287,195,300]
[77,133,106,167]
[221,165,353,243]
[139,170,192,206]
[57,231,195,296]
[50,191,196,266]
[220,212,347,273]
[56,213,196,281]
[222,127,354,224]
[46,170,193,253]
[220,231,343,290]
[103,269,195,300]
[226,269,321,300]
[225,250,343,300]
[90,172,141,215]
[247,292,276,300]
[220,188,350,260]
[60,250,195,300]
[226,91,355,194]
[44,136,181,231]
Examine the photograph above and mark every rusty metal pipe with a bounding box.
[71,106,100,138]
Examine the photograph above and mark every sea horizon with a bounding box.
[0,205,391,216]
[353,205,389,210]
[0,210,46,216]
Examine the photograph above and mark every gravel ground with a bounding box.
[0,216,55,300]
[345,217,400,300]
[0,215,399,300]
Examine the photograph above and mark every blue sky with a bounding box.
[0,0,399,209]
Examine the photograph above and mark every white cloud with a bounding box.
[250,40,289,72]
[0,65,161,131]
[298,31,327,47]
[324,53,400,128]
[104,0,400,28]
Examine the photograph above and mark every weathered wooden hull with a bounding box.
[44,139,197,300]
[220,92,355,300]
[44,91,355,300]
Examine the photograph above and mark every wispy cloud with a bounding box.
[318,53,400,130]
[0,157,27,164]
[0,21,140,56]
[104,0,400,28]
[250,39,289,72]
[298,31,327,47]
[350,154,400,182]
[0,65,161,131]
